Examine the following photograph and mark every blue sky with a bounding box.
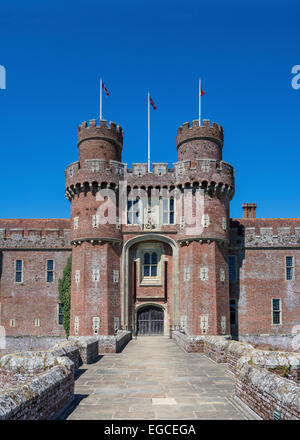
[0,0,299,219]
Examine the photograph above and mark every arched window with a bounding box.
[143,252,158,277]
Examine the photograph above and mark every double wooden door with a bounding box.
[137,306,164,335]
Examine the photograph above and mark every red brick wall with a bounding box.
[229,218,300,339]
[0,219,71,337]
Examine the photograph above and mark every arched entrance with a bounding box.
[137,305,164,335]
[121,234,179,332]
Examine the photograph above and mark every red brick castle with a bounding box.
[1,117,299,350]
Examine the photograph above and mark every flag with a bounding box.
[149,95,157,110]
[199,88,204,97]
[102,81,109,96]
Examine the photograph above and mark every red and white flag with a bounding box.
[102,81,109,96]
[199,79,204,124]
[149,95,157,110]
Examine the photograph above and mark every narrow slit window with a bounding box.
[58,304,64,325]
[272,299,282,325]
[15,260,23,283]
[47,260,54,283]
[285,256,294,281]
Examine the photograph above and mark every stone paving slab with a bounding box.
[62,336,259,420]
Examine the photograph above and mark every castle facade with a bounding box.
[0,117,299,349]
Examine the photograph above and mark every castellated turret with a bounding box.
[176,119,223,161]
[77,119,123,163]
[65,120,124,337]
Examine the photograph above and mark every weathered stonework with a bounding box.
[0,336,99,420]
[172,332,300,419]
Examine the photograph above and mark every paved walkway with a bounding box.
[62,336,258,420]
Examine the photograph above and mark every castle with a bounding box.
[0,117,299,350]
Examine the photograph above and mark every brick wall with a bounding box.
[0,336,99,420]
[229,218,300,343]
[172,333,300,420]
[0,219,71,338]
[235,364,300,420]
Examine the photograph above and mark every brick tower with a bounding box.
[176,119,235,335]
[65,119,123,336]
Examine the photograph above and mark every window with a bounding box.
[58,304,64,325]
[34,318,40,327]
[228,256,237,283]
[222,216,227,230]
[10,319,15,327]
[74,216,79,230]
[272,299,282,325]
[46,260,54,283]
[202,214,210,227]
[230,299,237,325]
[143,252,158,277]
[92,215,99,228]
[163,197,175,224]
[15,260,23,283]
[127,197,141,225]
[285,256,294,281]
[200,267,208,281]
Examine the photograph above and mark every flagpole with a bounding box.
[148,91,150,172]
[100,78,103,121]
[199,78,201,126]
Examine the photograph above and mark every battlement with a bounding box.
[77,119,123,148]
[0,219,71,249]
[230,218,300,248]
[176,119,224,149]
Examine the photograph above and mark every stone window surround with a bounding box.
[58,303,64,326]
[92,269,100,282]
[46,259,55,283]
[271,298,282,325]
[285,255,294,281]
[135,242,166,286]
[200,267,209,281]
[92,316,100,334]
[14,259,23,284]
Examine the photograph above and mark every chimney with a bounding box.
[242,203,257,219]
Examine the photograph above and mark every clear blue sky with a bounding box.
[0,0,299,219]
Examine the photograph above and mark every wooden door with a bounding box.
[137,306,164,335]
